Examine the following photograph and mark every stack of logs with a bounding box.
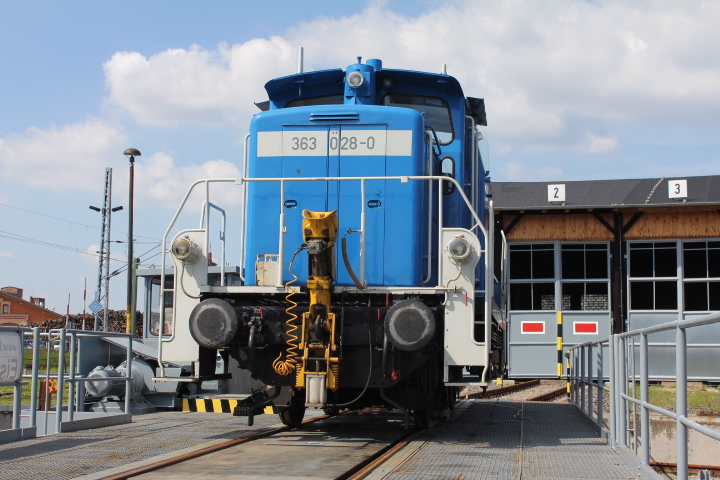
[28,310,144,338]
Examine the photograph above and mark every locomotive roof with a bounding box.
[491,175,720,210]
[259,64,487,126]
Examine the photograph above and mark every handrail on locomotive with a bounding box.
[156,173,493,380]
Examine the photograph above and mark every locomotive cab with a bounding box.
[154,57,501,427]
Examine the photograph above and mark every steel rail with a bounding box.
[526,386,568,402]
[340,427,427,480]
[97,414,330,480]
[465,379,540,399]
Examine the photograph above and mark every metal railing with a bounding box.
[0,326,133,440]
[156,175,490,377]
[568,312,720,480]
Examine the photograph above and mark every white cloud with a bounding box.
[103,39,297,127]
[583,134,620,154]
[0,251,15,259]
[134,152,242,208]
[101,1,720,156]
[0,120,241,205]
[0,119,128,191]
[501,162,565,182]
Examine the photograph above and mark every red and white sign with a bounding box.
[521,321,545,334]
[574,322,598,335]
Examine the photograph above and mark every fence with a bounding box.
[0,326,133,441]
[568,312,720,480]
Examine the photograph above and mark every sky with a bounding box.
[1,0,719,314]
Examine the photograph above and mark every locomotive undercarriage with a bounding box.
[199,292,458,427]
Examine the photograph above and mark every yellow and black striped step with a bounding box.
[182,397,275,414]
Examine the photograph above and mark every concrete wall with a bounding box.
[649,413,720,466]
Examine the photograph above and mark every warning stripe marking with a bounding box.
[557,312,563,378]
[182,398,240,414]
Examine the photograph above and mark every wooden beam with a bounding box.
[592,212,614,235]
[622,212,644,236]
[504,213,525,235]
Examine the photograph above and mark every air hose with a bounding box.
[341,237,363,289]
[272,246,305,376]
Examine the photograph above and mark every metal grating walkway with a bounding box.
[366,400,637,480]
[0,401,637,480]
[0,411,306,480]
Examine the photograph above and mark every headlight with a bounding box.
[448,236,471,262]
[347,71,364,88]
[171,236,200,264]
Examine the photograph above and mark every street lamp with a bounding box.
[124,148,141,335]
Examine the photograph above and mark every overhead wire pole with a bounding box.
[90,168,111,331]
[90,168,123,331]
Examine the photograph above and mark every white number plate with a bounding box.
[257,130,412,157]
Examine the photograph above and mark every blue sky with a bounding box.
[1,0,719,313]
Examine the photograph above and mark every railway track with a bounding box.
[98,408,420,480]
[526,386,568,402]
[465,379,569,402]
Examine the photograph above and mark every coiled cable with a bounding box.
[272,246,305,376]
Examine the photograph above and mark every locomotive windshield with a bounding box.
[286,94,343,108]
[382,94,454,144]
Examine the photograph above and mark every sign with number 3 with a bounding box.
[668,179,687,199]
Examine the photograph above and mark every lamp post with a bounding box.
[124,148,141,334]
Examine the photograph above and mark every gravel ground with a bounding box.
[460,380,569,402]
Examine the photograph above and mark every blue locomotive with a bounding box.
[158,57,499,427]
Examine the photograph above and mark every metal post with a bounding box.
[620,337,630,448]
[104,169,113,332]
[598,337,604,430]
[124,148,141,333]
[639,333,650,467]
[580,344,586,414]
[68,332,76,421]
[12,331,21,429]
[43,338,51,435]
[570,348,577,405]
[130,258,139,335]
[630,337,637,452]
[277,180,285,287]
[609,334,617,449]
[676,326,688,480]
[30,327,39,428]
[91,168,114,332]
[76,377,85,413]
[127,158,134,333]
[55,328,66,434]
[588,344,595,420]
[360,179,366,285]
[125,335,133,414]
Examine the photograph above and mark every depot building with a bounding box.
[491,175,720,380]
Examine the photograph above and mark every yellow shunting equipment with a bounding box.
[294,210,340,392]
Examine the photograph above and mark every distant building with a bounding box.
[493,175,720,381]
[0,289,62,326]
[1,286,23,299]
[29,297,46,308]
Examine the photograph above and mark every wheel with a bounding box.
[279,391,306,427]
[323,406,340,416]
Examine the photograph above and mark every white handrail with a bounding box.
[157,174,489,377]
